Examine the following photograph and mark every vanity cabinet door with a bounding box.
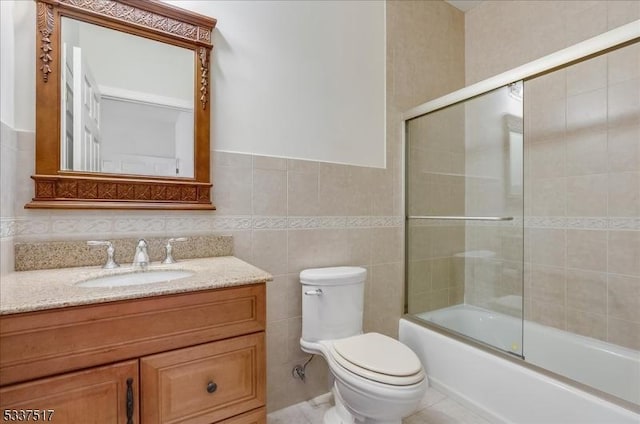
[140,333,265,424]
[0,360,139,424]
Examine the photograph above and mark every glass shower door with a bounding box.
[405,82,525,356]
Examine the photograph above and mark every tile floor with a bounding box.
[267,386,492,424]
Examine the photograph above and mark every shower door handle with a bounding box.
[407,216,514,221]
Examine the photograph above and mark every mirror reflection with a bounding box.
[60,17,195,178]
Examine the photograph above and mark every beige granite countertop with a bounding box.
[0,256,272,315]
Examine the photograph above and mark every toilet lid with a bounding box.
[331,333,424,385]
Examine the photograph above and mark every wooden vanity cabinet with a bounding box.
[0,360,139,424]
[217,409,266,424]
[0,284,266,424]
[141,333,265,423]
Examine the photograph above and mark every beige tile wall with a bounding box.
[267,0,466,407]
[523,43,640,350]
[407,222,467,313]
[406,101,467,314]
[213,151,409,411]
[382,0,466,318]
[464,226,525,317]
[465,0,640,85]
[462,84,525,316]
[466,1,639,351]
[405,83,525,318]
[399,0,466,314]
[0,122,17,275]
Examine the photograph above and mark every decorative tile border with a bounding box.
[287,217,318,229]
[13,219,50,237]
[371,216,404,227]
[0,218,17,238]
[211,216,252,231]
[3,215,637,240]
[51,218,113,234]
[523,217,639,230]
[253,216,289,230]
[347,216,373,227]
[564,217,609,229]
[601,217,640,230]
[0,215,406,240]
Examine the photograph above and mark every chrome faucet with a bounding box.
[162,237,188,264]
[132,239,149,270]
[87,240,119,269]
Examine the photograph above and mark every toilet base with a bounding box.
[323,406,349,424]
[323,407,401,424]
[322,386,401,424]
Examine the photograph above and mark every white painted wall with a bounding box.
[1,1,15,127]
[12,1,35,131]
[169,0,386,168]
[9,0,386,167]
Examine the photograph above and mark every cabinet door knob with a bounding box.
[206,381,217,394]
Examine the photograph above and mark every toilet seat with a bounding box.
[329,333,425,386]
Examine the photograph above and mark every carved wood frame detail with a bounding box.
[28,0,217,210]
[58,0,212,44]
[37,3,54,82]
[199,47,209,110]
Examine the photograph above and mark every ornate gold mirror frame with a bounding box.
[27,0,216,210]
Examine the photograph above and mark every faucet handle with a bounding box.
[162,237,188,264]
[87,240,119,269]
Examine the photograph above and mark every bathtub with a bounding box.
[399,305,640,423]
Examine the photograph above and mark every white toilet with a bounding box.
[299,266,427,424]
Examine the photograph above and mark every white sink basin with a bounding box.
[77,270,194,288]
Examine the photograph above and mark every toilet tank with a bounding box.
[300,266,366,342]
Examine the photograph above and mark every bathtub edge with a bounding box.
[399,317,640,423]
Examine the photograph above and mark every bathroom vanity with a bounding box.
[0,256,270,424]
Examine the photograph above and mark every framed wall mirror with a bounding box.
[27,0,216,209]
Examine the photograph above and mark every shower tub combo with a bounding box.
[402,21,640,423]
[400,307,639,423]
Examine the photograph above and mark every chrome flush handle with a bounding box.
[304,289,323,296]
